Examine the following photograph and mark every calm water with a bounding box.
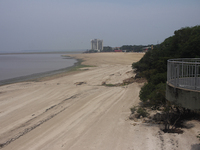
[0,53,77,82]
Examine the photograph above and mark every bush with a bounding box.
[149,73,167,85]
[130,106,137,114]
[137,107,149,117]
[139,83,155,103]
[148,83,166,108]
[132,62,149,72]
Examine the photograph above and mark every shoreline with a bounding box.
[0,57,84,86]
[0,51,83,55]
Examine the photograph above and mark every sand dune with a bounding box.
[0,53,199,150]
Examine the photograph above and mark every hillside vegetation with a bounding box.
[132,25,200,108]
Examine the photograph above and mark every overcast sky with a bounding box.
[0,0,200,52]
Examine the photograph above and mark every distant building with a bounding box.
[91,39,103,52]
[114,50,122,52]
[143,47,151,52]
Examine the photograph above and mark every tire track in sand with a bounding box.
[0,93,80,149]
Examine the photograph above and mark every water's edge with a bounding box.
[0,57,82,86]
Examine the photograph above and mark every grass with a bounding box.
[66,58,95,72]
[68,64,94,72]
[104,84,117,87]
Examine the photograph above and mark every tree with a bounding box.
[103,46,113,52]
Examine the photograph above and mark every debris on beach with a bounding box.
[74,82,86,86]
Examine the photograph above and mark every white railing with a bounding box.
[167,58,200,91]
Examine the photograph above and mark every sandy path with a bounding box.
[0,53,199,150]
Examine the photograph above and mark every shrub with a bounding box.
[149,73,167,85]
[148,83,166,108]
[130,106,137,114]
[139,83,155,103]
[137,107,149,117]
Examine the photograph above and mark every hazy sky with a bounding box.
[0,0,200,52]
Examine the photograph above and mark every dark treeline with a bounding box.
[102,46,113,52]
[120,45,151,52]
[102,45,152,52]
[132,25,200,108]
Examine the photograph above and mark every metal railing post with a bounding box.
[195,62,197,90]
[177,64,179,87]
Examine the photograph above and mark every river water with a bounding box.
[0,53,77,85]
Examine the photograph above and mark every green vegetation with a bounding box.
[103,46,113,52]
[130,106,137,114]
[68,62,94,72]
[130,105,149,118]
[103,84,116,87]
[197,134,200,140]
[120,45,151,52]
[68,64,94,71]
[136,107,149,117]
[132,25,200,108]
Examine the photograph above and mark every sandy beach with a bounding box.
[0,52,200,150]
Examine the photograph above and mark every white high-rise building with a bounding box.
[91,39,103,51]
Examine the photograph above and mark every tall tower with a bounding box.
[91,39,103,51]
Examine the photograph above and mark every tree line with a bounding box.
[102,45,152,52]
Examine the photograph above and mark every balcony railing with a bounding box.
[167,58,200,91]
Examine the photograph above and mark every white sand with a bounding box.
[0,52,199,150]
